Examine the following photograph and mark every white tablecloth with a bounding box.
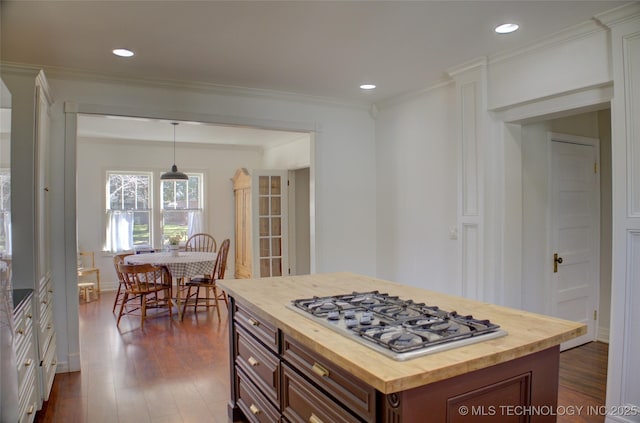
[124,251,216,279]
[124,251,217,320]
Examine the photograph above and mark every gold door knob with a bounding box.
[553,253,564,273]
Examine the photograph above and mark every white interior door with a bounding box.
[550,136,599,350]
[251,170,289,278]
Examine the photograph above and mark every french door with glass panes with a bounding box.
[251,170,288,278]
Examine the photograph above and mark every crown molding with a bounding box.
[595,2,640,27]
[0,62,42,77]
[375,77,454,110]
[2,61,371,112]
[447,57,488,79]
[488,16,606,66]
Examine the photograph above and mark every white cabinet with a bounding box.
[14,291,38,423]
[37,275,56,400]
[2,66,57,409]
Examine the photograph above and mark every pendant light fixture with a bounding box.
[161,122,189,181]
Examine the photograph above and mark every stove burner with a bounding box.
[291,290,505,359]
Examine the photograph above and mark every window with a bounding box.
[161,175,203,244]
[105,172,151,252]
[0,169,10,256]
[104,171,203,252]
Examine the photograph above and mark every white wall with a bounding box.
[375,85,459,294]
[597,110,612,342]
[76,136,264,291]
[521,121,551,314]
[262,136,310,169]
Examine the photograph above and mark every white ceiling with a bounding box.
[0,1,628,144]
[77,114,309,147]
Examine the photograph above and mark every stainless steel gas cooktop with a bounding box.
[290,291,507,361]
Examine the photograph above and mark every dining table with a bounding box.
[124,251,217,319]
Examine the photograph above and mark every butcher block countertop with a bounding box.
[218,272,586,394]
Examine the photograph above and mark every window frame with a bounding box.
[105,170,154,250]
[160,173,204,245]
[104,170,205,251]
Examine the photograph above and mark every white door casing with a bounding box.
[549,133,600,350]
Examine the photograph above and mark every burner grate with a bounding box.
[291,291,506,360]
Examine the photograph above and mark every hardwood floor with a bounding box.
[558,341,608,423]
[36,291,609,422]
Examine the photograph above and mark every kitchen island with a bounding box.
[218,272,586,423]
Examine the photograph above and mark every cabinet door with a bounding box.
[34,83,51,287]
[252,171,288,278]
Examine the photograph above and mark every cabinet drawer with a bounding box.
[38,285,53,319]
[38,306,55,354]
[283,335,376,422]
[41,333,58,401]
[236,326,280,405]
[14,311,33,364]
[18,358,37,423]
[235,304,278,352]
[282,364,361,423]
[237,368,281,423]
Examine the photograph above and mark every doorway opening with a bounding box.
[75,113,314,296]
[518,109,611,348]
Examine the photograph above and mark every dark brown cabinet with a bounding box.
[229,301,372,423]
[227,295,562,423]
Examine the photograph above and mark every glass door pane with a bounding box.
[255,174,285,277]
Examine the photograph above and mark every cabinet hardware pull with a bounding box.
[48,289,53,293]
[28,405,35,415]
[25,359,33,367]
[248,356,259,367]
[249,404,260,415]
[17,329,24,335]
[26,313,33,319]
[47,324,52,329]
[247,317,259,327]
[309,413,323,423]
[42,300,48,304]
[311,362,330,378]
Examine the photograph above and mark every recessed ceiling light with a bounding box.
[112,48,134,57]
[495,23,519,34]
[360,84,376,90]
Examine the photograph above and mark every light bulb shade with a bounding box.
[161,122,189,180]
[161,164,189,180]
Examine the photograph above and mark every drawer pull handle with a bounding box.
[42,300,48,304]
[48,289,54,293]
[248,356,259,367]
[309,413,323,423]
[247,317,259,327]
[311,362,330,378]
[28,405,35,415]
[47,324,52,330]
[17,329,24,335]
[249,404,260,415]
[25,359,33,367]
[26,313,33,319]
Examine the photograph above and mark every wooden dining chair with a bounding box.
[112,252,134,313]
[77,251,101,292]
[182,238,230,320]
[116,263,173,329]
[185,233,217,252]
